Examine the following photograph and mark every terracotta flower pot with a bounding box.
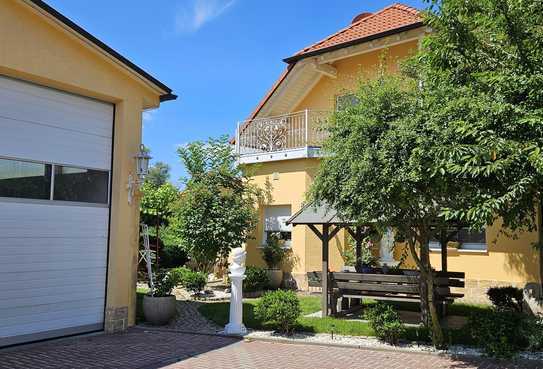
[266,269,283,289]
[143,295,176,325]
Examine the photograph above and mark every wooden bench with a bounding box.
[307,270,465,317]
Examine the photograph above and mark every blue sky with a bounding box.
[46,0,426,185]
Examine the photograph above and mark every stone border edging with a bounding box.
[134,325,543,363]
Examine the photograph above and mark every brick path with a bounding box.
[0,329,541,369]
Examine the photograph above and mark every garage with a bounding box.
[0,75,113,346]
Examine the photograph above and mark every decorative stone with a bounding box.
[105,306,128,333]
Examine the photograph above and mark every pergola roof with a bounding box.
[287,201,356,225]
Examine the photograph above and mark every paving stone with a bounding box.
[0,330,541,369]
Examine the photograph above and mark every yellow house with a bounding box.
[236,3,543,306]
[0,0,174,346]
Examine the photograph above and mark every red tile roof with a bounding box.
[244,3,422,124]
[285,3,422,63]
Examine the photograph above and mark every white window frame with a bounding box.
[262,205,292,248]
[429,227,487,252]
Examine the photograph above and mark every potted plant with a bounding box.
[447,241,462,250]
[353,237,377,273]
[261,232,287,289]
[143,269,181,325]
[355,239,378,273]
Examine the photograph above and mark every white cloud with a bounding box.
[175,0,235,33]
[143,110,155,123]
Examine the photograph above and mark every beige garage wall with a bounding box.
[1,0,167,331]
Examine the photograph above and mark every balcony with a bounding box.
[235,110,329,164]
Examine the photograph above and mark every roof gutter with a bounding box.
[283,22,424,64]
[27,0,176,102]
[159,93,178,102]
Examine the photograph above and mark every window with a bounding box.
[53,166,109,204]
[263,205,292,247]
[0,158,110,205]
[430,227,487,251]
[0,158,52,200]
[335,93,360,111]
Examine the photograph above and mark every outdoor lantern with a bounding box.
[135,144,151,182]
[127,144,152,205]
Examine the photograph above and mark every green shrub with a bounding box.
[169,266,207,295]
[468,310,527,359]
[364,302,405,345]
[524,315,543,351]
[183,270,207,294]
[159,245,188,268]
[487,286,523,312]
[244,266,271,292]
[254,290,301,334]
[152,269,182,297]
[169,266,192,283]
[261,233,286,269]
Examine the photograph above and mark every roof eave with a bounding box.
[27,0,175,100]
[283,22,424,64]
[160,93,178,102]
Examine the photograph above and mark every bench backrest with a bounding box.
[306,270,465,297]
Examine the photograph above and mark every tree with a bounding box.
[146,162,171,188]
[168,136,260,272]
[310,74,475,348]
[311,0,543,347]
[140,182,179,269]
[412,0,543,298]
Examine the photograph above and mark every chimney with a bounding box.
[351,12,373,24]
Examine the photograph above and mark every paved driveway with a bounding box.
[0,328,540,369]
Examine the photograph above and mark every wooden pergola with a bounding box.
[287,202,457,318]
[287,202,372,317]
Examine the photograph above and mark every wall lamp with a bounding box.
[127,144,151,205]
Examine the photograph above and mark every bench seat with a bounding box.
[307,269,465,317]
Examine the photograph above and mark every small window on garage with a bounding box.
[0,158,52,200]
[53,165,109,204]
[263,205,292,248]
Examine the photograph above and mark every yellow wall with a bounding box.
[428,222,540,285]
[245,159,315,279]
[393,220,541,302]
[294,40,418,112]
[1,0,166,330]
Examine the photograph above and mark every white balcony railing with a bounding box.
[235,110,329,158]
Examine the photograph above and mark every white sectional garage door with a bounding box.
[0,76,113,346]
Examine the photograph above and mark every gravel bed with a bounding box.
[239,330,543,361]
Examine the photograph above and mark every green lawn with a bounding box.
[198,295,484,344]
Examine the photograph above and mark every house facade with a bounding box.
[236,3,542,305]
[0,0,174,346]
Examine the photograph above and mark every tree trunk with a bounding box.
[427,269,445,348]
[419,244,430,327]
[407,233,445,348]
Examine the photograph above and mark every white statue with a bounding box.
[379,227,397,266]
[224,247,247,335]
[229,247,247,277]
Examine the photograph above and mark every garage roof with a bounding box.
[28,0,176,102]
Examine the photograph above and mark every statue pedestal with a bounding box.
[223,274,247,335]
